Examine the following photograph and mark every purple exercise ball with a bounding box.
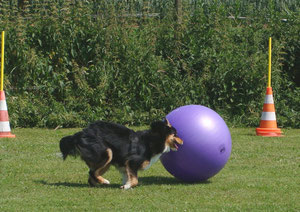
[160,105,231,182]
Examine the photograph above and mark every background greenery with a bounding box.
[0,128,299,211]
[0,0,299,128]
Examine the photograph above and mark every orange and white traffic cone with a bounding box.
[256,87,282,137]
[0,90,15,138]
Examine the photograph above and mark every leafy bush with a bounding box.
[0,0,299,128]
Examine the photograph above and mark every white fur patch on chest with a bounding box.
[143,154,161,170]
[143,145,170,170]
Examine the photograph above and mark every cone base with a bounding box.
[256,128,283,137]
[0,132,16,138]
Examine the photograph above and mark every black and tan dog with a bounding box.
[59,119,183,189]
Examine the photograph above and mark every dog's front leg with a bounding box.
[120,161,138,190]
[120,172,138,190]
[122,172,128,185]
[117,167,128,185]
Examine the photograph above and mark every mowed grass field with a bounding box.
[0,128,299,211]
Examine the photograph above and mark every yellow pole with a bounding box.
[1,31,5,91]
[268,37,272,88]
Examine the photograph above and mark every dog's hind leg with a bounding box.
[88,148,113,186]
[95,148,113,185]
[88,170,99,187]
[95,164,111,185]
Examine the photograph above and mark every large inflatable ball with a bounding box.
[160,105,232,182]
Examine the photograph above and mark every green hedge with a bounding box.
[1,1,299,128]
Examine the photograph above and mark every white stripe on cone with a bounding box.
[264,95,274,104]
[0,100,7,111]
[0,121,12,132]
[261,112,276,121]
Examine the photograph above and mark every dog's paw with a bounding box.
[102,179,110,185]
[120,184,132,190]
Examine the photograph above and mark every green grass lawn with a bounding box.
[0,128,299,211]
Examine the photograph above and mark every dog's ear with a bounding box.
[163,118,171,127]
[150,121,166,134]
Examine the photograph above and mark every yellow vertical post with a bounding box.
[1,31,5,91]
[268,37,272,88]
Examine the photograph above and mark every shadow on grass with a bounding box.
[35,176,210,189]
[36,180,89,188]
[35,180,121,189]
[140,176,211,186]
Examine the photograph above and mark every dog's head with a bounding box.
[150,118,183,152]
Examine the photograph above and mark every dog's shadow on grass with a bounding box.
[35,180,123,189]
[36,180,93,188]
[140,176,211,186]
[36,177,210,189]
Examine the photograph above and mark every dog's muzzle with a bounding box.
[172,137,183,151]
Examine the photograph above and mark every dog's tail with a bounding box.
[59,135,79,160]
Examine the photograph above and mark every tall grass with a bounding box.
[0,0,299,128]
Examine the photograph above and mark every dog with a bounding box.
[59,119,183,189]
